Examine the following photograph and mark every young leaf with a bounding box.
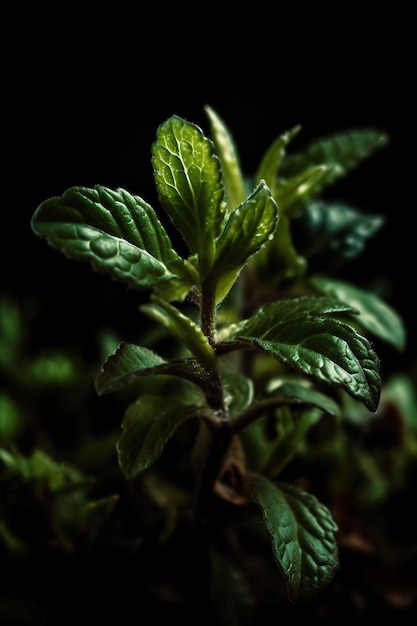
[152,115,226,276]
[231,297,381,412]
[255,125,302,192]
[31,186,187,291]
[140,296,216,371]
[246,474,339,603]
[274,165,331,217]
[309,276,407,352]
[204,105,247,212]
[117,395,200,481]
[213,180,279,302]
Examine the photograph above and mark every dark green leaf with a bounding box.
[292,200,385,272]
[233,297,381,411]
[309,276,406,352]
[246,474,339,603]
[152,115,225,275]
[95,342,209,396]
[96,343,166,395]
[31,186,184,291]
[117,395,200,480]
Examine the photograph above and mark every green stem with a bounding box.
[200,278,216,344]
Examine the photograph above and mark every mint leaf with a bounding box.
[246,474,339,603]
[140,297,216,370]
[310,276,407,352]
[117,395,200,480]
[95,342,209,396]
[204,105,246,212]
[152,115,225,275]
[233,297,381,412]
[213,180,278,302]
[279,128,389,200]
[255,125,301,192]
[31,185,184,291]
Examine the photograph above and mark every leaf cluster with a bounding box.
[27,106,407,611]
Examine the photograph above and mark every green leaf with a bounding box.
[96,343,166,395]
[262,406,323,478]
[213,180,279,302]
[222,373,254,417]
[266,378,341,417]
[292,200,384,272]
[236,380,339,476]
[152,115,226,275]
[95,342,209,396]
[274,165,331,216]
[233,297,381,412]
[280,128,389,196]
[117,395,200,480]
[140,296,216,370]
[205,105,247,212]
[246,474,339,603]
[31,186,184,291]
[255,125,302,192]
[251,211,306,284]
[309,276,407,352]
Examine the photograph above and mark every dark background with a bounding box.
[2,11,416,625]
[3,13,415,373]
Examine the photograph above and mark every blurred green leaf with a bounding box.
[310,276,406,352]
[280,128,389,196]
[292,200,384,272]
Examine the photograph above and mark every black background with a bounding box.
[3,12,415,371]
[2,10,417,625]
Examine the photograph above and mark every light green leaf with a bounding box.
[309,276,406,352]
[255,125,301,192]
[274,165,331,216]
[140,297,216,370]
[213,180,279,302]
[246,474,339,603]
[152,115,226,275]
[117,395,200,480]
[233,297,381,412]
[204,104,246,212]
[31,186,185,291]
